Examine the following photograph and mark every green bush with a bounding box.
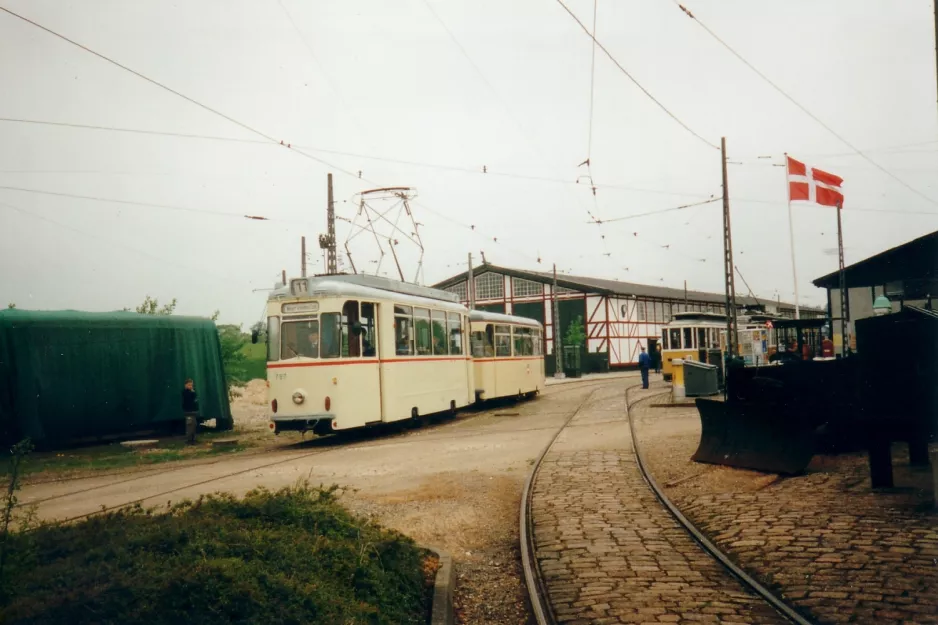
[0,484,431,625]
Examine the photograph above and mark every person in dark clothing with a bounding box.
[654,344,662,374]
[638,346,651,389]
[182,378,199,444]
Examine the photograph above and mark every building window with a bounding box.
[555,285,578,295]
[636,300,646,322]
[475,272,504,300]
[512,277,544,298]
[444,282,467,301]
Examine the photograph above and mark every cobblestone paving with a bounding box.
[678,460,938,625]
[531,386,787,624]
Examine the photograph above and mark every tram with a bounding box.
[660,312,726,380]
[469,310,546,402]
[262,274,474,435]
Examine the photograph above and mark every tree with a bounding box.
[133,295,177,316]
[564,315,586,347]
[5,303,14,310]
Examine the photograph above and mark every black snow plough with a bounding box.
[692,358,860,475]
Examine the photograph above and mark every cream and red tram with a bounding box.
[468,310,545,402]
[265,275,473,435]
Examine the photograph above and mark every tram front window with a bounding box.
[697,328,707,350]
[281,319,319,359]
[669,328,681,350]
[267,315,281,361]
[683,328,693,350]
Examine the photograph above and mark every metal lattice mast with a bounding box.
[319,173,338,275]
[721,137,739,356]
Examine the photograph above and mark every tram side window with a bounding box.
[431,310,448,355]
[414,308,432,355]
[471,324,494,357]
[448,313,463,355]
[281,319,320,359]
[361,302,376,357]
[669,328,681,350]
[320,313,347,358]
[267,316,281,361]
[533,329,543,356]
[513,327,533,356]
[494,324,512,357]
[683,328,693,350]
[661,329,668,350]
[697,328,707,350]
[344,300,361,357]
[395,305,414,356]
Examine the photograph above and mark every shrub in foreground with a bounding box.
[0,483,430,624]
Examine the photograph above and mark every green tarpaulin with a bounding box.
[0,310,232,446]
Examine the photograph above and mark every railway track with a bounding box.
[520,383,815,625]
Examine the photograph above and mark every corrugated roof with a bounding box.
[812,229,938,289]
[433,264,818,312]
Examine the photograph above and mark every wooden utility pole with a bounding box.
[721,137,739,357]
[467,253,475,310]
[552,263,565,378]
[318,173,338,275]
[301,236,307,277]
[282,269,286,286]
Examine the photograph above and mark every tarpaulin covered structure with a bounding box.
[0,310,232,446]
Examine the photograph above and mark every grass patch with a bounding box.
[239,341,267,382]
[0,432,248,479]
[0,483,432,624]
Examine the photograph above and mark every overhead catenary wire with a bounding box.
[553,0,719,151]
[671,0,938,209]
[0,5,544,269]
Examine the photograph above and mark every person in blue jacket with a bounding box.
[638,346,651,389]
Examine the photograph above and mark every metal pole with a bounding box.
[784,153,801,319]
[281,269,286,286]
[553,263,565,378]
[467,253,475,310]
[837,201,849,356]
[721,137,739,357]
[301,236,307,278]
[684,280,688,308]
[327,174,337,274]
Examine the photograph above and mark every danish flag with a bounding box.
[787,156,843,207]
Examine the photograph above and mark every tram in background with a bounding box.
[262,274,474,435]
[660,312,725,380]
[469,310,546,402]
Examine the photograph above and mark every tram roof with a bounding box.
[269,275,467,312]
[469,310,542,328]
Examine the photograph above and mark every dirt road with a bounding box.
[19,376,636,625]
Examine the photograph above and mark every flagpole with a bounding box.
[837,200,849,356]
[784,153,801,320]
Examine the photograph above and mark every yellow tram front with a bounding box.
[660,312,726,380]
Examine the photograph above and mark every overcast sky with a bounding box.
[1,0,936,326]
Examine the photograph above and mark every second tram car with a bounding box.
[265,274,474,435]
[469,310,546,402]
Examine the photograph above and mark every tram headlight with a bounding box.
[292,391,305,405]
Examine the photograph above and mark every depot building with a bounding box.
[433,264,819,373]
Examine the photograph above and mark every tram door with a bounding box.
[344,300,382,426]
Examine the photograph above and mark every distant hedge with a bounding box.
[1,484,431,624]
